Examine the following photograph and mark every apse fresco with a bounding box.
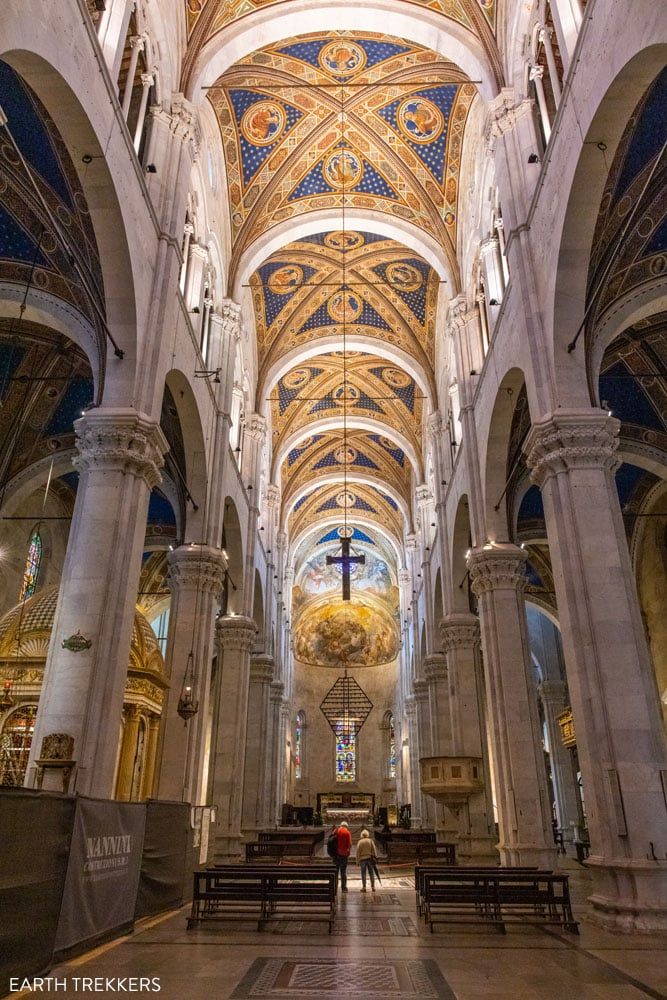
[294,599,399,668]
[293,546,397,611]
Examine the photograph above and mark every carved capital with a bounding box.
[265,483,281,509]
[467,543,527,595]
[405,532,418,551]
[415,484,433,508]
[220,298,242,339]
[140,72,155,89]
[439,613,480,651]
[73,410,167,490]
[424,653,447,682]
[529,64,545,82]
[427,410,444,439]
[250,653,275,683]
[129,34,146,52]
[524,411,621,487]
[398,569,411,587]
[215,614,257,652]
[245,413,266,443]
[167,544,226,595]
[538,679,567,707]
[167,92,201,152]
[487,88,534,140]
[479,235,500,259]
[270,679,285,703]
[413,678,429,700]
[447,294,468,334]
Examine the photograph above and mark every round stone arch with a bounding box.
[450,492,474,614]
[550,43,667,407]
[282,473,410,531]
[481,366,530,542]
[0,45,141,405]
[273,416,422,482]
[186,1,499,103]
[163,370,210,542]
[221,496,245,614]
[288,515,404,570]
[261,337,434,412]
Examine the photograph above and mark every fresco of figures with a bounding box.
[292,546,398,612]
[294,599,399,668]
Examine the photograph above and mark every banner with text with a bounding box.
[54,797,146,955]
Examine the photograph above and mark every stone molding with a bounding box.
[215,614,257,652]
[415,484,433,508]
[398,569,411,586]
[245,413,266,442]
[447,294,469,334]
[479,235,500,259]
[150,92,201,153]
[270,679,285,703]
[423,653,447,682]
[166,544,226,595]
[265,483,281,509]
[427,410,443,439]
[538,680,567,707]
[250,653,275,683]
[467,544,528,595]
[524,411,621,487]
[439,613,481,651]
[413,678,429,699]
[73,410,167,490]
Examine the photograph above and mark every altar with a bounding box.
[318,792,375,827]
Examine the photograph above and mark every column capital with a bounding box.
[439,612,481,651]
[129,34,146,51]
[447,294,469,333]
[73,409,168,490]
[413,678,429,699]
[215,614,257,652]
[486,87,534,141]
[270,679,285,702]
[424,653,447,682]
[265,483,281,509]
[398,569,411,586]
[479,235,500,259]
[538,679,567,706]
[427,410,444,439]
[140,71,155,89]
[405,532,418,551]
[467,543,527,595]
[220,298,242,338]
[166,544,226,595]
[165,92,201,152]
[250,653,275,683]
[415,483,433,508]
[245,413,266,443]
[524,410,621,487]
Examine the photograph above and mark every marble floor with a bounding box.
[15,860,667,999]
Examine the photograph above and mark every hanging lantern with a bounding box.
[177,652,199,724]
[320,670,373,742]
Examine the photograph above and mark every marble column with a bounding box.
[121,35,144,119]
[116,705,141,801]
[525,411,667,930]
[211,614,257,857]
[156,544,225,805]
[423,653,458,842]
[441,614,498,862]
[413,679,433,829]
[269,680,286,826]
[467,544,556,868]
[133,72,154,152]
[141,714,161,800]
[25,409,167,797]
[242,653,275,834]
[539,680,582,841]
[404,696,420,826]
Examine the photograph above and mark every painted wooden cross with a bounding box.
[327,536,365,601]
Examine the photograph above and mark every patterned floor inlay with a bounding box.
[230,958,456,998]
[268,915,419,936]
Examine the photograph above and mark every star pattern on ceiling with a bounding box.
[185,0,497,46]
[252,232,439,381]
[207,33,476,283]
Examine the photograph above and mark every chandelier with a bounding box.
[320,670,373,742]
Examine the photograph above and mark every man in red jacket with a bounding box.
[334,821,352,892]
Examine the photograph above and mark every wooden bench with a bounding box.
[415,865,539,916]
[422,870,578,934]
[386,840,456,864]
[187,865,337,932]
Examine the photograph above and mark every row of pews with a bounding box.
[414,864,579,934]
[244,828,325,861]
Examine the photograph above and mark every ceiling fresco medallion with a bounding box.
[318,41,367,77]
[386,261,423,293]
[294,600,399,668]
[333,384,360,406]
[324,231,365,251]
[336,490,356,508]
[334,445,357,464]
[283,367,311,389]
[268,263,303,295]
[327,289,363,323]
[240,100,287,146]
[323,149,363,189]
[396,96,445,144]
[382,367,412,389]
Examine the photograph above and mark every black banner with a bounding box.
[54,797,146,957]
[0,787,76,994]
[135,800,193,918]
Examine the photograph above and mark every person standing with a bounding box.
[333,821,352,892]
[355,829,377,892]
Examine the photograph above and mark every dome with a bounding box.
[0,586,166,678]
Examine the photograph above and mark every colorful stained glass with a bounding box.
[19,531,42,602]
[295,712,303,779]
[388,713,396,779]
[336,721,356,783]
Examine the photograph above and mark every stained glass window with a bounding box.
[336,721,356,783]
[388,713,396,779]
[295,712,303,780]
[19,531,42,602]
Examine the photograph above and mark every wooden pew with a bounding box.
[187,864,337,933]
[414,865,539,916]
[421,870,578,934]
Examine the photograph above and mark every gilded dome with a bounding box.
[0,586,165,677]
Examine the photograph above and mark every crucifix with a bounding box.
[327,535,365,601]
